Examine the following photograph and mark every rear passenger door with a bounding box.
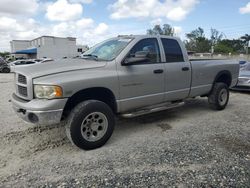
[161,38,191,101]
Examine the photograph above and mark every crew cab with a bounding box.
[11,35,239,150]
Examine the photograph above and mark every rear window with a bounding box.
[161,38,184,62]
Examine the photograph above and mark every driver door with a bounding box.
[117,38,165,112]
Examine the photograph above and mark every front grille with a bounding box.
[18,85,28,97]
[18,74,27,84]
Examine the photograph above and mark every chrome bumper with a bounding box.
[11,93,68,125]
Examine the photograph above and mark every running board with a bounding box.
[121,102,185,118]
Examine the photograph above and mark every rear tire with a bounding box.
[66,100,115,150]
[208,82,229,110]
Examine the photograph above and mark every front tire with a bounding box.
[66,100,115,150]
[208,82,229,110]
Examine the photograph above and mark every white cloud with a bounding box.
[150,18,162,26]
[94,23,109,35]
[76,18,94,28]
[0,17,24,32]
[0,16,43,51]
[69,0,93,3]
[239,2,250,14]
[167,7,187,21]
[51,21,110,46]
[0,0,38,16]
[109,0,199,21]
[173,26,182,36]
[46,0,83,21]
[0,14,110,51]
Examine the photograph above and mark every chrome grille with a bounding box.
[18,85,28,97]
[18,74,27,84]
[16,73,29,99]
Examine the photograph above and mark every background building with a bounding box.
[10,36,88,59]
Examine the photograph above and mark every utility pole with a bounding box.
[247,40,249,55]
[211,45,214,58]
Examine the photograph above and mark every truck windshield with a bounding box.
[82,37,133,61]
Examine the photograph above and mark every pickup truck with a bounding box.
[11,35,239,150]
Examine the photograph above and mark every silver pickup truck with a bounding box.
[11,35,239,150]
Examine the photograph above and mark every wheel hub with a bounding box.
[80,112,108,142]
[219,88,228,106]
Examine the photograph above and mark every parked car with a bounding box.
[34,58,54,63]
[9,59,37,66]
[239,60,247,68]
[0,61,10,73]
[9,59,38,72]
[11,35,239,150]
[232,62,250,91]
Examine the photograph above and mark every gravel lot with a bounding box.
[0,73,249,187]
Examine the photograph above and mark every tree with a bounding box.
[147,24,174,36]
[185,27,210,53]
[240,34,250,54]
[186,27,205,39]
[214,39,245,54]
[0,52,10,58]
[210,28,224,46]
[214,43,233,54]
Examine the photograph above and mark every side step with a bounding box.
[121,102,185,118]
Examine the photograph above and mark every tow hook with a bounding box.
[17,109,26,114]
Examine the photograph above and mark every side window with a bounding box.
[128,38,161,63]
[16,61,24,65]
[161,38,184,62]
[25,61,35,64]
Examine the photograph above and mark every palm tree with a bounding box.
[241,34,250,54]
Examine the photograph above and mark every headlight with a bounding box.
[34,85,63,99]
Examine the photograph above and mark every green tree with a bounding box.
[0,52,10,58]
[147,24,174,36]
[185,27,210,53]
[240,34,250,54]
[215,39,245,54]
[186,27,205,39]
[214,43,233,54]
[210,28,224,46]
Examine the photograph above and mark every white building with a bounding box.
[10,36,88,59]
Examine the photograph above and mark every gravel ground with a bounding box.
[0,73,249,187]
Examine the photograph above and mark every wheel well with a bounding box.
[214,71,232,87]
[62,87,117,120]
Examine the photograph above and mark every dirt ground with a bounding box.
[0,73,249,187]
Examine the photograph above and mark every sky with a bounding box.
[0,0,250,51]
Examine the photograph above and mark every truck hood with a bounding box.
[14,58,107,78]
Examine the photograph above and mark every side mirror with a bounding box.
[122,51,149,65]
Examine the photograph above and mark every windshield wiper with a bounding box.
[82,54,99,60]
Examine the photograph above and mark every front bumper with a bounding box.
[11,93,68,125]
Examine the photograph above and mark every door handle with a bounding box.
[182,67,190,71]
[153,69,164,74]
